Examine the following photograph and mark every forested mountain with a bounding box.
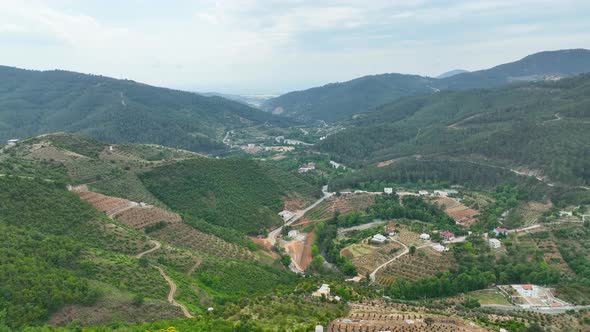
[262,73,435,122]
[438,49,590,89]
[319,74,590,186]
[0,66,288,153]
[263,49,590,122]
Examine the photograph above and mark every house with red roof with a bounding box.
[440,231,455,241]
[494,227,509,236]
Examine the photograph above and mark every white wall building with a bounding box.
[279,210,294,221]
[419,233,430,241]
[384,187,393,194]
[489,238,502,249]
[371,234,387,244]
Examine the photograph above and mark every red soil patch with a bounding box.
[299,231,315,270]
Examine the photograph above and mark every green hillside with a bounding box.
[262,73,435,122]
[264,49,590,122]
[0,66,289,153]
[320,74,590,186]
[139,158,318,235]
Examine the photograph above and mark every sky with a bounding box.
[1,0,590,94]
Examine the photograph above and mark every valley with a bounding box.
[2,48,590,332]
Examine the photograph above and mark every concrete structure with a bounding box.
[418,190,429,196]
[432,244,449,252]
[315,326,324,332]
[489,238,502,249]
[440,231,455,241]
[419,233,430,241]
[384,187,393,194]
[371,234,387,244]
[312,284,330,297]
[559,210,573,217]
[6,139,18,146]
[434,190,448,197]
[287,230,299,238]
[494,227,509,236]
[279,210,295,221]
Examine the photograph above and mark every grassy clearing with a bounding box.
[468,289,511,305]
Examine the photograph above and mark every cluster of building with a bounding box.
[417,189,459,197]
[370,227,396,244]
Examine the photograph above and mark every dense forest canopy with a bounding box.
[320,74,590,186]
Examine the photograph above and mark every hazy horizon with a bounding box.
[1,0,590,94]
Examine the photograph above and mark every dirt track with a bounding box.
[155,266,194,318]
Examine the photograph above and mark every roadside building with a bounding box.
[419,233,430,241]
[418,190,429,196]
[489,238,502,249]
[559,210,573,217]
[434,190,448,197]
[440,231,455,241]
[384,187,393,194]
[6,139,18,146]
[385,227,396,236]
[493,227,509,236]
[279,210,294,221]
[432,244,449,252]
[298,162,316,173]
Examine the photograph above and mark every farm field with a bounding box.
[468,289,511,305]
[430,196,479,226]
[514,231,575,276]
[89,172,167,208]
[328,301,487,332]
[151,223,254,261]
[306,193,375,221]
[114,206,182,231]
[376,247,456,286]
[74,187,136,217]
[344,241,403,275]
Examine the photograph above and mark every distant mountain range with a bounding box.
[263,49,590,122]
[436,69,469,79]
[0,66,287,153]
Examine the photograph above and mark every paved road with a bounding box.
[155,266,194,318]
[337,220,388,235]
[369,239,409,284]
[268,185,333,246]
[482,304,590,314]
[136,240,161,259]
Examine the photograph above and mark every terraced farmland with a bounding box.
[431,197,479,226]
[74,187,136,217]
[347,242,404,275]
[151,223,254,261]
[376,247,456,286]
[306,194,375,220]
[114,206,182,231]
[328,301,487,332]
[90,172,167,208]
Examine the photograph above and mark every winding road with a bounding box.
[369,239,409,284]
[268,185,334,246]
[155,266,194,318]
[134,239,193,318]
[136,240,161,258]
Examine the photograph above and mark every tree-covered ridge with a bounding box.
[0,66,289,153]
[320,74,590,186]
[264,49,590,122]
[140,158,288,235]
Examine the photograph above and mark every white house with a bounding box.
[419,233,430,241]
[6,139,18,146]
[559,210,573,217]
[384,187,394,194]
[489,238,502,249]
[279,210,294,221]
[312,284,331,297]
[493,227,509,236]
[434,190,448,197]
[288,230,299,238]
[371,234,387,244]
[432,244,449,252]
[418,190,429,196]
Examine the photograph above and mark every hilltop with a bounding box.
[263,49,590,122]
